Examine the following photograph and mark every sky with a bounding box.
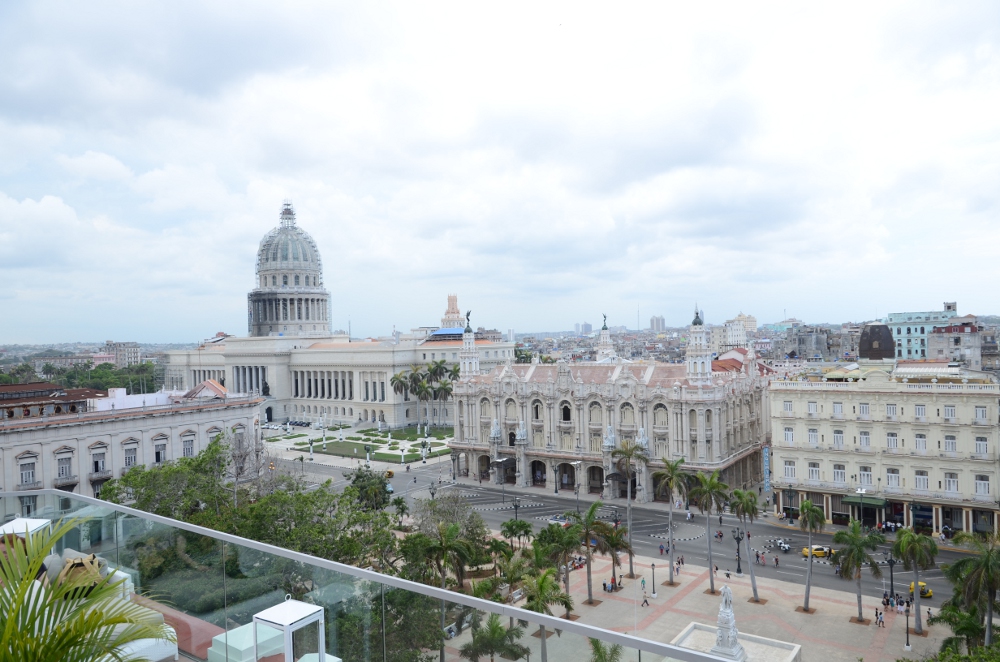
[1,2,998,343]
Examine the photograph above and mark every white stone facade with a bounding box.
[770,369,999,534]
[0,394,262,506]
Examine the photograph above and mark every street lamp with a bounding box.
[783,487,796,523]
[904,606,911,651]
[429,483,437,500]
[732,528,744,576]
[571,461,582,513]
[882,551,897,597]
[856,488,867,528]
[513,496,521,521]
[650,563,657,598]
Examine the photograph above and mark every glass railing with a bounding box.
[1,490,724,662]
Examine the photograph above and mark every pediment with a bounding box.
[52,445,75,455]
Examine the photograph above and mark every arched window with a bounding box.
[283,275,288,286]
[561,404,571,422]
[532,401,542,420]
[294,275,300,285]
[272,275,277,286]
[480,398,491,416]
[589,402,602,423]
[620,403,635,425]
[653,404,668,427]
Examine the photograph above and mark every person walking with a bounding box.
[603,580,608,593]
[774,556,779,568]
[725,569,731,579]
[641,590,649,607]
[714,565,718,577]
[755,551,760,564]
[659,544,665,556]
[641,578,646,591]
[681,555,685,566]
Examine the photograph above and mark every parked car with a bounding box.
[910,581,932,598]
[801,545,833,558]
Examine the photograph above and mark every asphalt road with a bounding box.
[282,456,956,608]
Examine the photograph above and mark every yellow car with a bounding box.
[801,545,833,558]
[910,581,932,598]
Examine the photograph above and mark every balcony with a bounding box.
[831,413,844,420]
[88,469,113,482]
[53,475,79,488]
[974,418,989,427]
[806,412,819,420]
[886,415,898,422]
[884,447,902,455]
[883,486,902,495]
[15,481,42,491]
[940,451,959,459]
[530,419,544,430]
[0,489,722,662]
[974,494,994,503]
[971,453,992,461]
[944,417,957,425]
[915,416,926,423]
[830,443,846,452]
[857,414,871,421]
[854,446,874,454]
[557,420,574,431]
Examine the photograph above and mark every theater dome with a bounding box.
[859,323,895,361]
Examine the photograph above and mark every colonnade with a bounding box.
[253,297,327,323]
[191,369,225,385]
[292,370,353,400]
[231,366,266,394]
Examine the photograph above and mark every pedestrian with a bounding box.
[889,596,895,608]
[880,612,886,628]
[774,557,779,568]
[659,544,665,556]
[725,569,731,579]
[928,607,932,621]
[641,590,649,607]
[874,607,878,623]
[641,578,646,591]
[714,565,718,577]
[603,580,608,593]
[897,601,903,615]
[681,556,685,566]
[755,551,760,564]
[719,515,723,526]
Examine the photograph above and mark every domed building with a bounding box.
[248,202,331,337]
[858,322,895,361]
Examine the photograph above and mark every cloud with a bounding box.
[1,2,999,342]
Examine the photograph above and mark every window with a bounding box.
[945,435,957,452]
[915,471,929,490]
[282,275,288,286]
[977,437,988,455]
[57,457,71,477]
[915,404,926,419]
[976,406,987,421]
[562,405,571,422]
[945,472,958,493]
[808,429,818,446]
[124,448,137,467]
[833,402,843,416]
[783,401,793,414]
[294,275,300,285]
[784,427,794,444]
[155,444,166,464]
[183,438,194,457]
[365,382,370,401]
[784,460,796,479]
[833,464,846,483]
[944,405,956,420]
[886,432,898,449]
[859,466,872,486]
[533,402,542,420]
[860,431,870,447]
[20,462,35,485]
[886,468,900,487]
[916,434,927,450]
[380,382,385,402]
[886,404,897,418]
[19,495,36,516]
[272,276,277,286]
[92,453,105,473]
[807,402,817,414]
[976,475,990,496]
[833,430,844,447]
[808,462,820,480]
[859,403,870,417]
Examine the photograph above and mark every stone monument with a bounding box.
[709,586,747,662]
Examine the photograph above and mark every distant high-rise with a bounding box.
[574,323,581,334]
[581,322,593,334]
[442,294,464,328]
[650,315,666,333]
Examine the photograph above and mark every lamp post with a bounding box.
[783,487,796,524]
[429,483,437,500]
[856,488,867,528]
[732,528,744,576]
[883,551,897,597]
[513,496,520,521]
[651,563,657,598]
[904,606,911,651]
[571,461,582,513]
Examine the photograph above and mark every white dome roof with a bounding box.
[255,202,324,277]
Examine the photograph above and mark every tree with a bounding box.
[651,458,687,585]
[892,528,938,635]
[344,465,392,511]
[392,496,409,528]
[391,371,410,399]
[947,531,1000,645]
[600,526,632,587]
[427,523,473,662]
[414,380,432,430]
[500,519,532,551]
[0,519,174,661]
[433,379,453,427]
[832,519,885,621]
[688,470,730,594]
[522,567,573,662]
[541,523,583,617]
[41,362,56,379]
[588,638,624,662]
[567,501,614,605]
[609,439,649,577]
[730,488,761,602]
[459,613,529,662]
[11,363,37,384]
[930,601,988,654]
[798,499,826,612]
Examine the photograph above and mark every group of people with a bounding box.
[753,551,779,567]
[874,592,932,627]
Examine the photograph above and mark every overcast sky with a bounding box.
[1,2,998,343]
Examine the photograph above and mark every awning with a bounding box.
[840,495,888,508]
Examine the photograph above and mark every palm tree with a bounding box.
[0,519,174,661]
[946,530,1000,645]
[500,519,520,550]
[832,520,885,622]
[427,523,474,662]
[688,470,730,594]
[522,568,573,662]
[730,488,761,602]
[524,538,555,576]
[459,613,529,662]
[652,458,688,586]
[567,501,614,605]
[588,638,624,662]
[413,380,433,431]
[610,439,649,577]
[433,379,453,427]
[892,528,938,635]
[545,523,584,617]
[798,499,826,612]
[601,526,632,587]
[427,358,448,384]
[390,371,409,399]
[929,601,987,653]
[449,364,461,381]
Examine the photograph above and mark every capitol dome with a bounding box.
[248,202,331,337]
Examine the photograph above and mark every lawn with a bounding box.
[294,445,451,463]
[284,433,308,439]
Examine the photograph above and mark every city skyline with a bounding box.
[1,3,998,343]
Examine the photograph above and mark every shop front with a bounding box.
[840,494,887,527]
